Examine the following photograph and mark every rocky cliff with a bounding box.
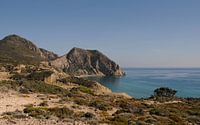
[51,47,125,76]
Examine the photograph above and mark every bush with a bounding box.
[26,71,53,81]
[74,98,89,105]
[108,113,133,125]
[0,80,70,96]
[39,101,48,107]
[24,107,49,118]
[78,85,93,94]
[149,108,169,116]
[21,81,70,95]
[83,112,95,119]
[89,99,112,111]
[24,106,73,119]
[58,77,95,87]
[154,87,177,97]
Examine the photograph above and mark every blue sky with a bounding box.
[0,0,200,67]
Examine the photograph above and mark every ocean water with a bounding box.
[86,68,200,98]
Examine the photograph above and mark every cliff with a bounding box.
[51,47,125,76]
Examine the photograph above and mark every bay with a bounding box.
[86,68,200,98]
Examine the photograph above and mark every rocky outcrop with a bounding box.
[0,34,58,64]
[39,48,58,60]
[51,47,125,76]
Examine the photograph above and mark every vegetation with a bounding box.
[89,99,112,111]
[78,85,93,94]
[154,87,177,97]
[58,76,95,87]
[0,69,199,124]
[24,106,73,119]
[0,80,70,96]
[26,71,53,81]
[12,70,53,81]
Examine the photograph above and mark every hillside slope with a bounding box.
[0,35,58,64]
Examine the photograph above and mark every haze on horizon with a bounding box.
[0,0,200,68]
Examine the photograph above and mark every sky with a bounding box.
[0,0,200,68]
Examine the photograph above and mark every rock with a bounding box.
[51,47,125,76]
[39,48,58,60]
[0,66,6,72]
[92,81,112,94]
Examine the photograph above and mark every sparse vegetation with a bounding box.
[58,76,95,87]
[78,85,93,94]
[0,67,200,124]
[26,71,53,81]
[0,80,70,96]
[89,99,112,111]
[24,106,74,119]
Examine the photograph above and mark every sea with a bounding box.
[86,68,200,99]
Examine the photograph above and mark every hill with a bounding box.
[51,47,125,76]
[0,34,58,64]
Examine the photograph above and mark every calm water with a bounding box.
[86,68,200,98]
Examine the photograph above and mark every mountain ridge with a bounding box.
[0,34,58,64]
[0,34,125,76]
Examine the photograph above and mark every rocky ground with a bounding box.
[0,64,199,125]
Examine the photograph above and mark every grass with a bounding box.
[78,85,93,94]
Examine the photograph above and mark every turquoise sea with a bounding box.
[86,68,200,98]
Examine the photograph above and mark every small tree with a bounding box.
[154,87,177,97]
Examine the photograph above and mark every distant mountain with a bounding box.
[51,47,125,76]
[0,34,58,64]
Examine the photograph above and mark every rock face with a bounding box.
[0,34,58,64]
[51,47,125,76]
[39,48,58,60]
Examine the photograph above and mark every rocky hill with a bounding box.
[51,47,125,76]
[0,34,58,64]
[0,35,124,76]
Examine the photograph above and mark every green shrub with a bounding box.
[0,80,70,96]
[26,71,53,81]
[39,101,48,107]
[83,112,95,119]
[154,87,177,97]
[48,107,74,118]
[89,99,112,111]
[24,107,49,118]
[149,108,169,116]
[11,73,26,80]
[24,106,73,119]
[58,77,95,87]
[0,80,21,90]
[74,98,89,105]
[21,81,70,95]
[108,113,133,125]
[78,85,93,94]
